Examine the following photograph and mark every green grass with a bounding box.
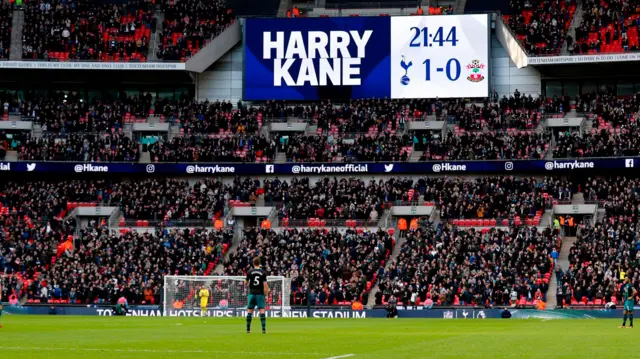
[0,316,636,358]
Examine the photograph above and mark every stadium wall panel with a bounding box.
[187,21,242,73]
[2,305,632,319]
[197,44,243,103]
[490,34,541,97]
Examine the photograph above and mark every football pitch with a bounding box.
[0,316,635,359]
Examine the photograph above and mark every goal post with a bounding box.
[163,275,291,317]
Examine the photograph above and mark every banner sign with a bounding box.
[1,305,630,319]
[0,158,636,175]
[527,53,640,66]
[243,14,489,100]
[0,61,186,71]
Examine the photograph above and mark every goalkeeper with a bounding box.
[199,285,210,317]
[245,257,268,334]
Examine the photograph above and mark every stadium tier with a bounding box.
[223,228,394,306]
[379,226,558,307]
[2,91,640,164]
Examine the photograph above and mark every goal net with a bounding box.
[163,276,291,317]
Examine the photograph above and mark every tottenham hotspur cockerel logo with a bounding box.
[466,60,485,83]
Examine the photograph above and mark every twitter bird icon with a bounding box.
[384,164,394,173]
[27,163,36,172]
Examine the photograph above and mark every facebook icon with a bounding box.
[265,165,275,173]
[625,159,635,168]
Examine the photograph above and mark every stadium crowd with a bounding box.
[279,134,411,163]
[156,99,261,135]
[22,0,155,61]
[0,1,10,59]
[418,131,550,160]
[157,0,235,61]
[377,225,558,307]
[575,91,640,129]
[2,173,639,308]
[553,128,640,158]
[565,220,639,306]
[19,91,155,133]
[0,177,259,223]
[568,0,640,55]
[0,221,233,304]
[222,227,394,305]
[7,88,640,163]
[18,133,140,162]
[146,135,276,163]
[429,176,572,220]
[505,0,575,55]
[582,176,640,222]
[263,177,415,222]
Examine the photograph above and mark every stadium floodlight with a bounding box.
[163,276,291,317]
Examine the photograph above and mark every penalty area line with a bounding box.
[324,355,356,359]
[0,346,324,356]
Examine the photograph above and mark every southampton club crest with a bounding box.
[466,60,485,83]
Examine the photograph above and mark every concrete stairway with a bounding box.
[376,209,391,228]
[32,124,43,138]
[561,0,584,55]
[9,9,23,60]
[259,124,270,138]
[169,125,181,140]
[595,208,605,224]
[305,124,318,136]
[584,119,594,133]
[275,152,287,163]
[409,150,423,162]
[547,235,578,308]
[366,234,406,306]
[277,0,293,17]
[213,229,243,274]
[547,192,583,308]
[139,150,151,164]
[147,11,164,61]
[541,209,553,228]
[572,192,585,204]
[4,150,18,161]
[123,124,133,139]
[453,0,467,14]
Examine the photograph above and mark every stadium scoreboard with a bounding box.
[243,14,489,100]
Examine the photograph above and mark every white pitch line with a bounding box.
[0,346,322,356]
[324,355,356,359]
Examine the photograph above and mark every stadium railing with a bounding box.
[118,218,218,228]
[281,218,381,228]
[18,58,185,64]
[323,0,420,10]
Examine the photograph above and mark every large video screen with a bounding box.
[243,15,489,100]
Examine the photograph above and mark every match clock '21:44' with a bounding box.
[390,14,489,99]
